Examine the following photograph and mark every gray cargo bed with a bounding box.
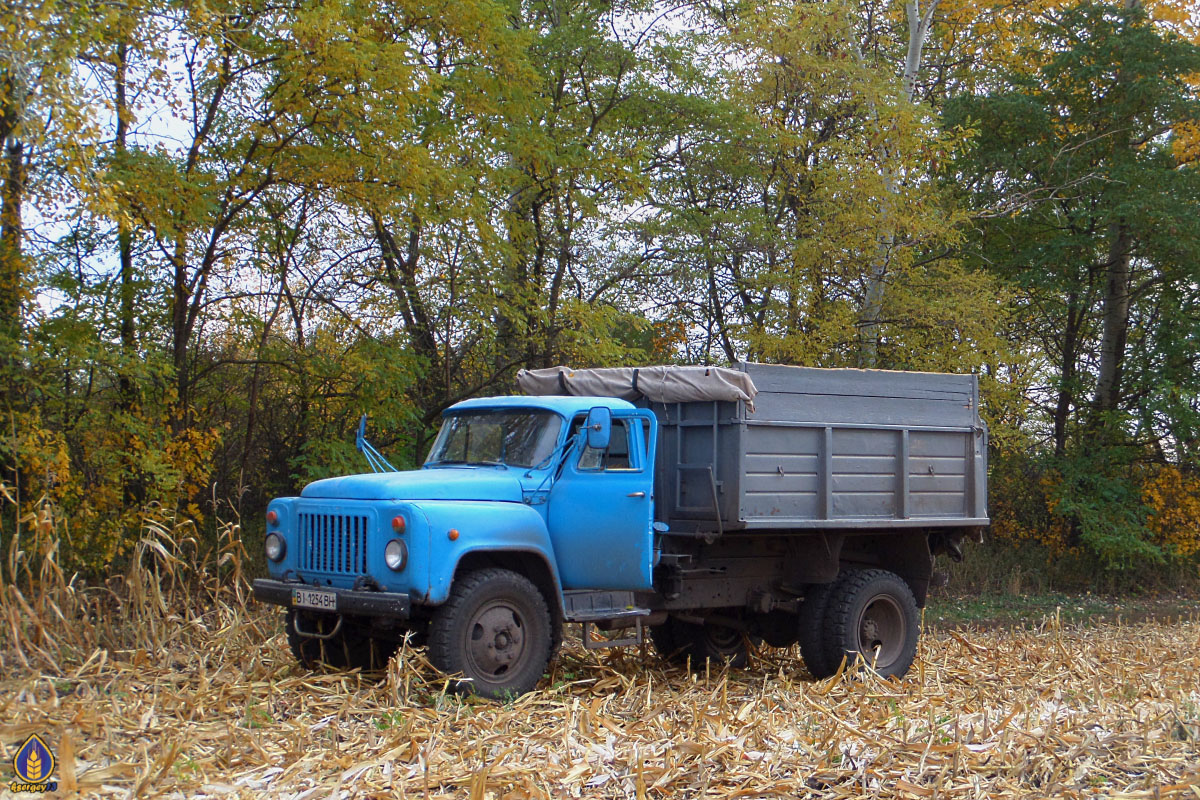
[656,363,987,531]
[521,362,987,532]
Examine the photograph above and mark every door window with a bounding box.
[578,419,637,471]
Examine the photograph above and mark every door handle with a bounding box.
[626,491,646,498]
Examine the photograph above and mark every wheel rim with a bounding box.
[856,593,905,669]
[464,599,528,681]
[704,624,742,655]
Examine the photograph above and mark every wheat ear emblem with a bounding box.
[25,749,42,781]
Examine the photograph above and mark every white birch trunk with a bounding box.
[857,0,938,367]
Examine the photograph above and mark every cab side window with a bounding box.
[578,418,636,471]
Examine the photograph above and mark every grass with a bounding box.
[927,590,1200,629]
[2,507,1199,798]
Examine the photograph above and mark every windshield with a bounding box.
[426,410,563,468]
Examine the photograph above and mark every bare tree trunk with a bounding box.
[900,0,938,102]
[1093,223,1132,419]
[706,250,737,363]
[0,101,25,355]
[0,90,26,500]
[373,214,440,378]
[115,42,136,413]
[1090,0,1141,423]
[1053,294,1083,456]
[545,193,573,369]
[112,38,147,508]
[239,292,283,501]
[856,0,938,368]
[170,239,190,429]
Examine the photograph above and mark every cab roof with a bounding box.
[446,395,637,418]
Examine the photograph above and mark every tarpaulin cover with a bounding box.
[516,365,758,412]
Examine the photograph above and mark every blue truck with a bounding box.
[252,363,987,698]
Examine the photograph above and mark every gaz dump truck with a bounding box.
[252,362,988,698]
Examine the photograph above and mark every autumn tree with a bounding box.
[640,0,1006,377]
[949,0,1200,565]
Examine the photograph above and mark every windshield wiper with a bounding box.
[426,459,509,469]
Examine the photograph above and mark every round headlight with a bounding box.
[265,532,285,562]
[384,539,408,571]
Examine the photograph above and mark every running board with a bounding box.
[562,590,649,622]
[563,590,651,650]
[580,619,643,650]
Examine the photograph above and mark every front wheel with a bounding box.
[823,569,920,678]
[428,568,553,699]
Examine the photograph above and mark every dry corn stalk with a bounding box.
[0,511,1198,799]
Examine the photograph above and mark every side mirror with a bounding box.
[356,414,368,453]
[585,406,612,451]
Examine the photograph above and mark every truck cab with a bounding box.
[253,395,660,698]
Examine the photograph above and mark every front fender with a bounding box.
[411,500,562,607]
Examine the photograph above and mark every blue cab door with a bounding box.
[547,409,657,590]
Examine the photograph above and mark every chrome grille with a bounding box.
[298,512,369,575]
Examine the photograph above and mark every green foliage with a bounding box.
[1048,445,1162,569]
[946,0,1200,574]
[947,0,1200,448]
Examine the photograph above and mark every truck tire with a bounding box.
[427,568,553,700]
[752,609,799,648]
[286,610,395,671]
[651,616,750,669]
[822,568,919,679]
[797,583,836,678]
[648,619,686,665]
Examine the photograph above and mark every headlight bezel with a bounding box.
[384,538,408,571]
[265,532,286,562]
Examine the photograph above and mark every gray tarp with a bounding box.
[516,365,758,412]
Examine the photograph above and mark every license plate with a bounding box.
[292,588,337,611]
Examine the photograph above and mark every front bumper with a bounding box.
[252,578,412,619]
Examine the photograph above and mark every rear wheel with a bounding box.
[823,569,919,678]
[752,609,799,648]
[649,619,686,665]
[428,568,553,699]
[651,616,750,669]
[797,583,836,678]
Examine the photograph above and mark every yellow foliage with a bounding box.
[4,407,221,572]
[1174,118,1200,165]
[1145,0,1200,41]
[989,466,1074,555]
[1141,465,1200,558]
[937,0,1200,90]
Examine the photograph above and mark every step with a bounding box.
[562,590,651,623]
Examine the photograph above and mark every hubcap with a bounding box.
[465,600,527,680]
[856,594,905,669]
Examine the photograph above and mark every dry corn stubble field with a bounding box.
[2,517,1199,800]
